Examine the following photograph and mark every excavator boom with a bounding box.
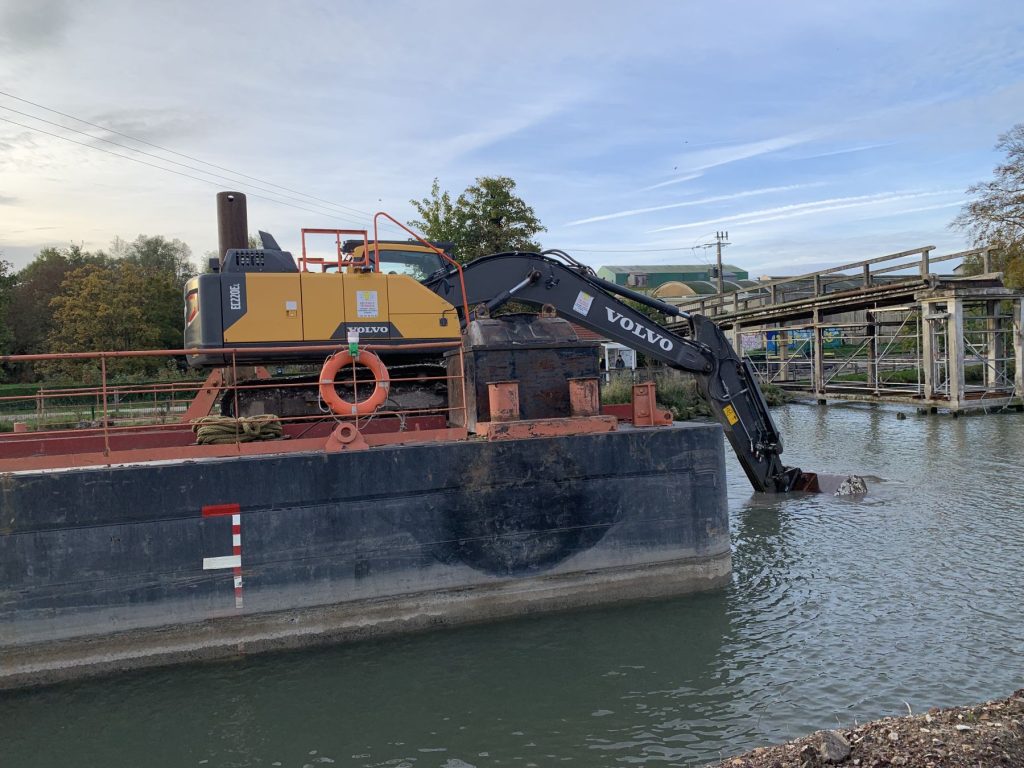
[424,251,816,493]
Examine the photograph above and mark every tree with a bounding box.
[7,245,108,358]
[27,236,197,381]
[112,235,196,285]
[44,261,164,381]
[116,236,197,350]
[952,124,1024,287]
[0,256,14,356]
[409,176,545,263]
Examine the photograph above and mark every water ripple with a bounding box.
[2,406,1023,767]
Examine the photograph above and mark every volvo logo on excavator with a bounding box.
[348,325,389,335]
[605,308,674,352]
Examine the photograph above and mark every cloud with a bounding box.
[0,195,18,205]
[636,173,703,192]
[672,130,823,174]
[0,0,71,51]
[879,200,965,216]
[790,142,897,160]
[650,190,958,232]
[566,183,826,227]
[425,90,588,166]
[86,108,203,145]
[735,191,958,228]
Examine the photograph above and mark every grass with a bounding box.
[832,367,923,385]
[833,362,1016,385]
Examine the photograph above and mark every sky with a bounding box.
[1,0,1023,277]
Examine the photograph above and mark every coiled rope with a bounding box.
[191,415,284,445]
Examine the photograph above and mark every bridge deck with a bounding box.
[658,245,1023,413]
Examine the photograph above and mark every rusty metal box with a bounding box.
[445,314,600,431]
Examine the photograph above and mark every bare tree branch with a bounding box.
[951,123,1024,287]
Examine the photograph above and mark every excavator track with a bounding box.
[220,361,449,418]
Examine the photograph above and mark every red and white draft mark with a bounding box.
[201,503,244,609]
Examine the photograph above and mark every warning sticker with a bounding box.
[572,291,594,316]
[722,404,739,426]
[356,290,379,318]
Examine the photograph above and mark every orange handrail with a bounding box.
[0,340,462,363]
[0,340,471,467]
[372,211,470,321]
[299,228,371,272]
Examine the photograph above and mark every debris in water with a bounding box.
[835,475,869,496]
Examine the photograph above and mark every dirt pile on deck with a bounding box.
[709,689,1023,768]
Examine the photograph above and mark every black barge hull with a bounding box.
[0,423,729,689]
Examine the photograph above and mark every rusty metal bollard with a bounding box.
[567,377,600,417]
[487,381,520,423]
[632,382,672,427]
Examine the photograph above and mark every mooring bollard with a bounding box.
[568,377,600,417]
[487,380,520,423]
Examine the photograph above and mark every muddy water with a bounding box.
[2,404,1023,767]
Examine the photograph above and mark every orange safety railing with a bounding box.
[297,216,469,320]
[0,340,470,469]
[373,211,470,320]
[299,228,371,272]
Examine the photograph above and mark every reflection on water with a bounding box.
[2,404,1023,767]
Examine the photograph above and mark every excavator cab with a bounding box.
[340,240,452,280]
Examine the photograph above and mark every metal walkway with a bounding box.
[665,246,1024,413]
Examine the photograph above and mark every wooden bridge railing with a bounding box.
[673,245,993,318]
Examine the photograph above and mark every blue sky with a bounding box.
[1,0,1023,276]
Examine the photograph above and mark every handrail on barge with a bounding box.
[0,341,470,471]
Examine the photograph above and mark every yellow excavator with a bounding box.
[185,221,834,493]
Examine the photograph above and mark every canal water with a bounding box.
[2,404,1023,767]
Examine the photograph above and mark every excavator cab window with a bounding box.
[341,239,451,280]
[373,249,446,280]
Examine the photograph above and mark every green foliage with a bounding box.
[43,261,163,381]
[117,235,196,349]
[7,245,107,359]
[952,124,1024,288]
[600,370,788,422]
[409,176,545,263]
[833,367,923,384]
[110,235,195,283]
[3,236,198,382]
[0,257,15,355]
[834,363,1014,385]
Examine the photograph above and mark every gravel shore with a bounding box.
[708,689,1023,767]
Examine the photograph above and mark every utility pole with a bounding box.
[715,231,730,294]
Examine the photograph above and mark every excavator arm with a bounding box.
[424,251,816,493]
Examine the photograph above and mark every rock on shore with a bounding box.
[709,689,1023,768]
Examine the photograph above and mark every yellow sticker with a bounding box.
[722,404,739,425]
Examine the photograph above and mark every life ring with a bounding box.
[319,349,390,416]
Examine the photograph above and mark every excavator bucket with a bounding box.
[790,472,868,496]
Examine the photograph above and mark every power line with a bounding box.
[0,91,410,239]
[0,89,376,221]
[0,103,372,228]
[0,114,370,224]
